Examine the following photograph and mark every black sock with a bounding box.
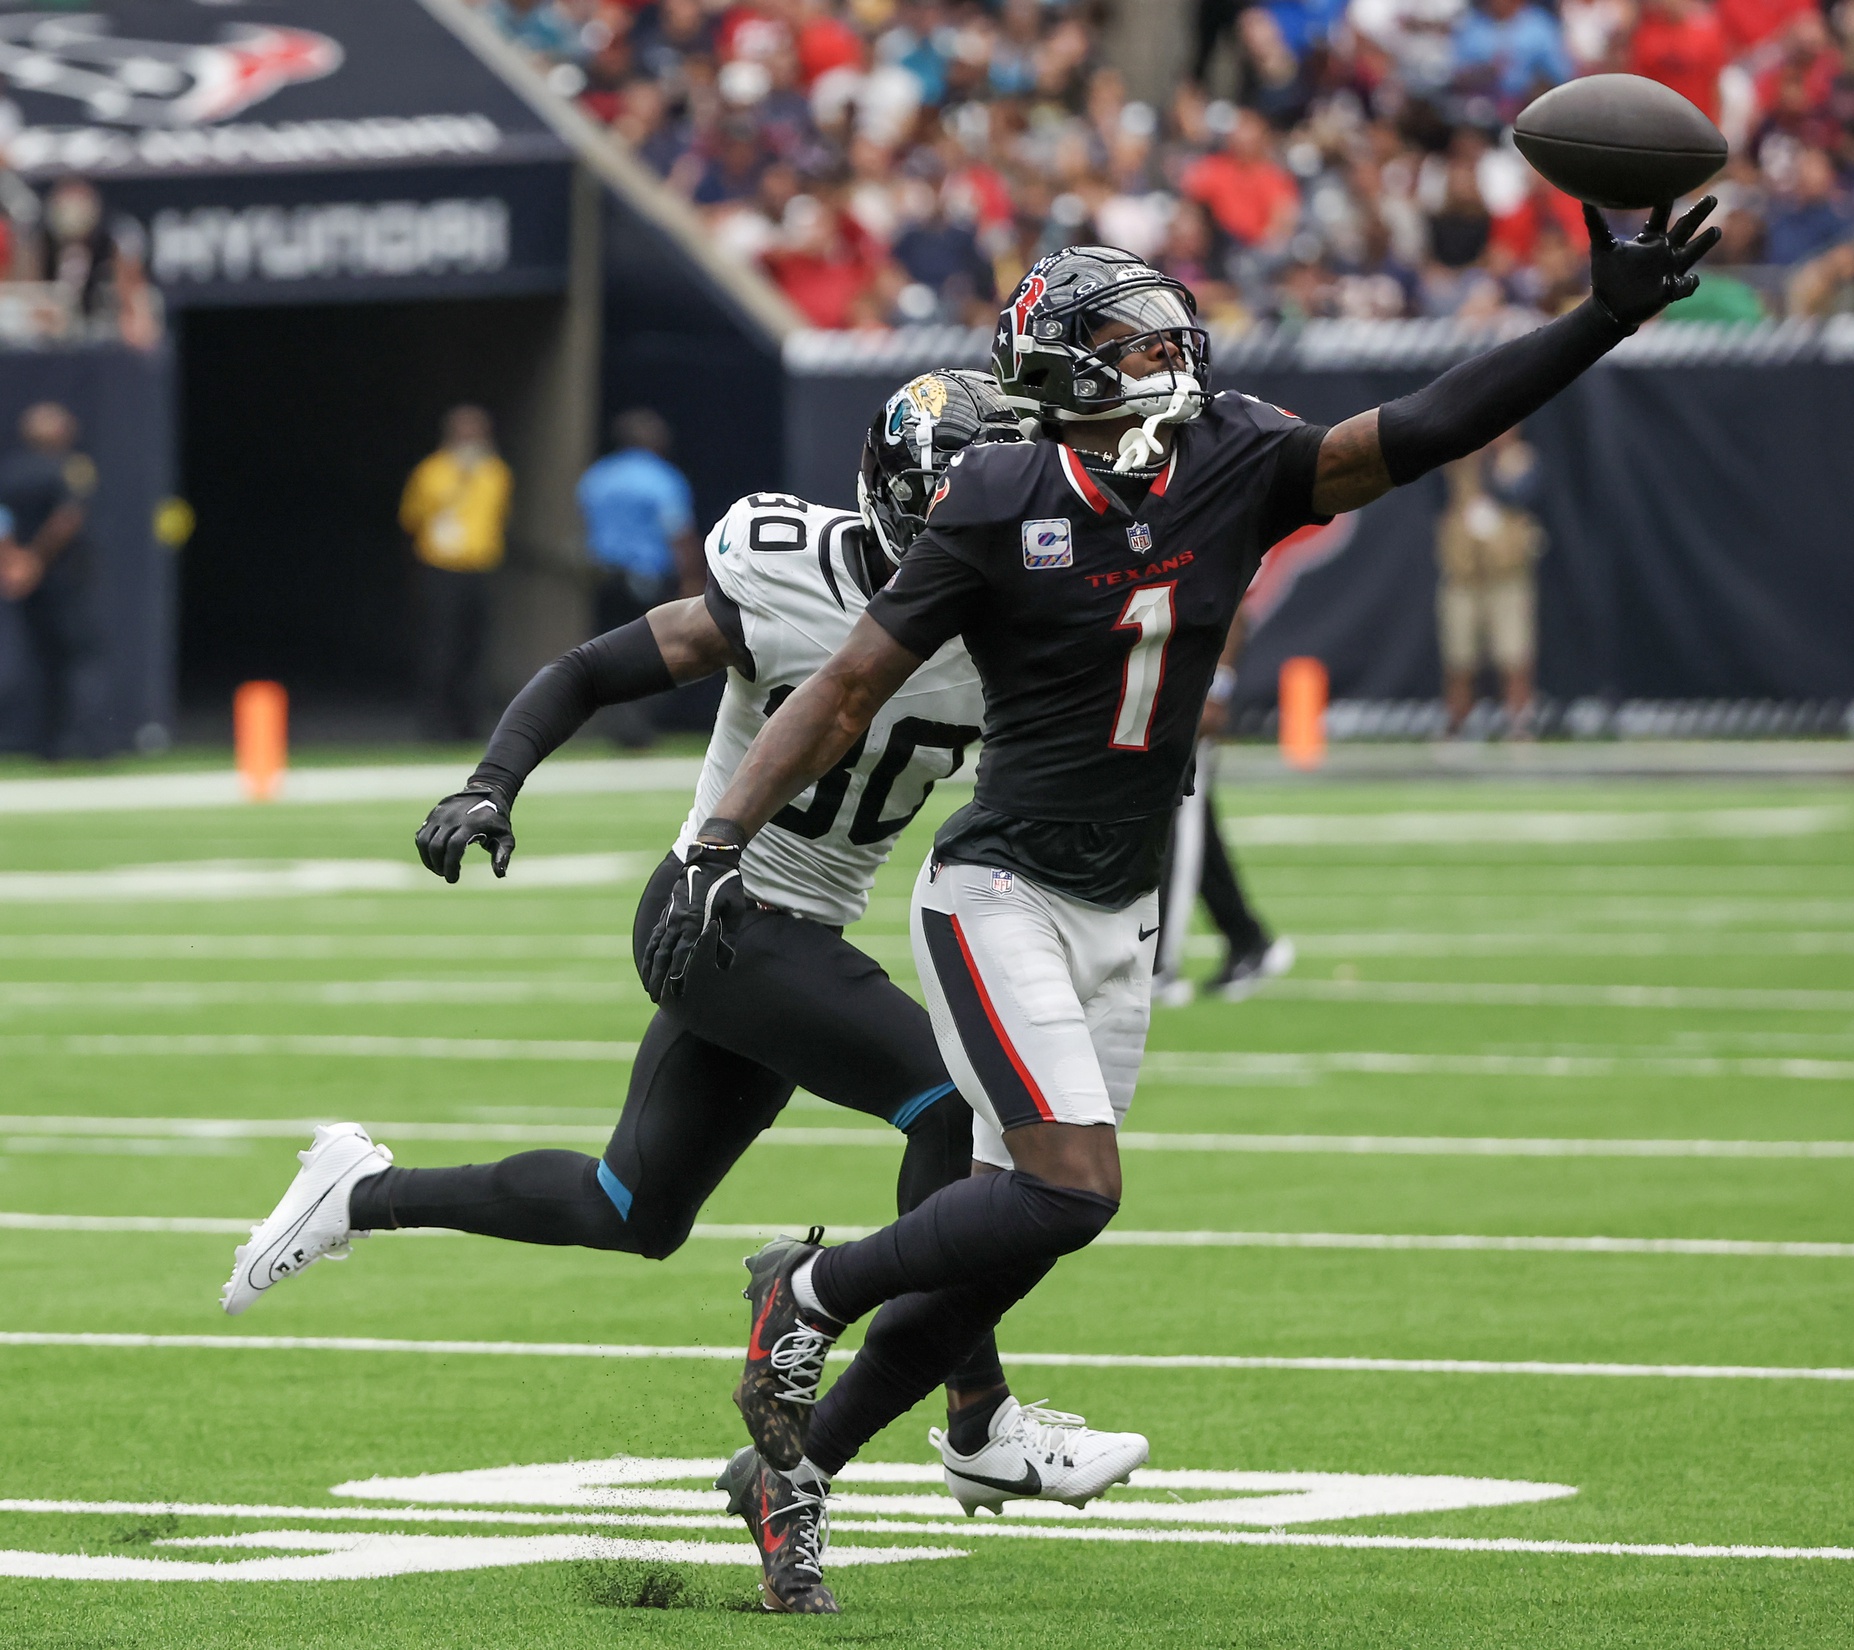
[894,1093,1009,1401]
[348,1151,637,1251]
[946,1386,1010,1455]
[809,1169,1116,1326]
[806,1262,1052,1477]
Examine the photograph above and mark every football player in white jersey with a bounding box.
[218,371,1147,1614]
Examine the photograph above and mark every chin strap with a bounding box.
[1112,378,1200,473]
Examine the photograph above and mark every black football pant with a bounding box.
[13,552,105,759]
[1157,792,1268,958]
[350,853,1008,1394]
[415,565,493,742]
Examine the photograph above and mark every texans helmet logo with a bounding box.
[0,14,341,127]
[1011,274,1047,339]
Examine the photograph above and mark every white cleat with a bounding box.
[219,1122,392,1317]
[1153,974,1196,1009]
[1216,935,1296,1002]
[930,1398,1149,1515]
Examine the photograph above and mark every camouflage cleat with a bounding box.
[734,1227,838,1471]
[716,1446,838,1615]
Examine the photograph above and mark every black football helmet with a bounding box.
[992,246,1210,438]
[858,368,1023,567]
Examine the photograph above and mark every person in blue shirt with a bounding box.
[1452,0,1573,115]
[577,408,698,745]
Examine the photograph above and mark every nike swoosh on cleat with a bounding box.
[759,1488,786,1554]
[1138,925,1160,942]
[746,1288,779,1362]
[950,1462,1042,1497]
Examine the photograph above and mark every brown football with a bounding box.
[1514,74,1727,210]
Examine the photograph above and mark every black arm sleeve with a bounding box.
[1257,420,1332,547]
[1376,300,1628,487]
[469,618,675,803]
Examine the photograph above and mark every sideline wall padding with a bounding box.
[784,342,1854,703]
[0,345,175,755]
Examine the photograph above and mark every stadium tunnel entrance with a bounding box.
[175,288,594,739]
[4,0,794,749]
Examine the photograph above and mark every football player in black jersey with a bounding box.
[644,207,1720,1576]
[219,370,1151,1612]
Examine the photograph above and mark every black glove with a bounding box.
[642,840,749,1002]
[1586,197,1721,332]
[415,787,515,883]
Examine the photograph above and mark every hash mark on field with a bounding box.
[2,1332,1850,1381]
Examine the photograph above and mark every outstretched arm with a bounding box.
[1309,198,1720,516]
[416,599,740,882]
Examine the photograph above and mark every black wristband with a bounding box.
[1377,300,1628,487]
[694,817,748,850]
[470,618,675,803]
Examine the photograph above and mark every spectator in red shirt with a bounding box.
[1181,109,1301,250]
[761,192,889,327]
[1627,0,1729,123]
[1715,0,1816,57]
[795,0,864,87]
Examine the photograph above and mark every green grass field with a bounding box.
[1,759,1850,1648]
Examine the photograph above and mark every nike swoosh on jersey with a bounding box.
[1138,925,1160,941]
[947,1461,1042,1497]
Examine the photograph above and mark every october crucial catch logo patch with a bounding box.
[1022,517,1072,569]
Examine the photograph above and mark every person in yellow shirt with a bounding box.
[400,405,512,740]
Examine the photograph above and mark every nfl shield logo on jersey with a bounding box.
[1127,522,1153,553]
[1022,518,1072,569]
[991,868,1014,893]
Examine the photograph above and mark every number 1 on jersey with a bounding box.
[1110,582,1175,751]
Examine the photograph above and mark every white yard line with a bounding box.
[0,1037,641,1063]
[7,929,1854,958]
[1,1331,1848,1382]
[9,1036,1854,1083]
[0,935,636,960]
[1279,931,1854,957]
[1267,980,1854,1013]
[2,1112,1851,1159]
[0,854,653,902]
[0,980,633,1009]
[3,1104,1854,1156]
[1141,1050,1854,1084]
[3,976,1842,1013]
[0,760,706,815]
[2,1213,1847,1257]
[1222,806,1852,846]
[0,1499,1843,1563]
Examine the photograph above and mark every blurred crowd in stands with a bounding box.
[474,0,1854,326]
[0,173,161,348]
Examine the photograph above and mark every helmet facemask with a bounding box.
[994,253,1211,471]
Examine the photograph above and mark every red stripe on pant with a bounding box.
[948,912,1055,1122]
